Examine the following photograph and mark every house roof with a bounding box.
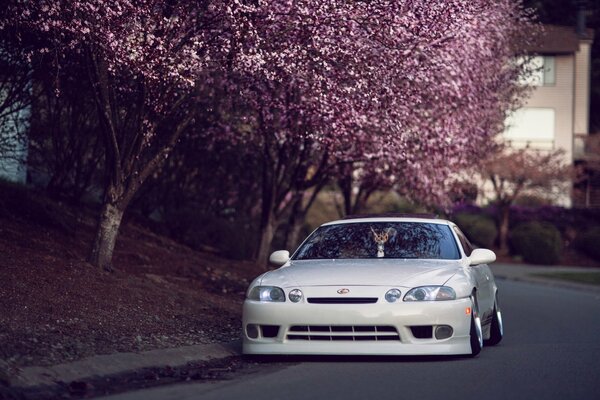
[527,25,594,54]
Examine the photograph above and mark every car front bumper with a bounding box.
[242,297,473,355]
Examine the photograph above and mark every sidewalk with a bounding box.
[491,262,600,293]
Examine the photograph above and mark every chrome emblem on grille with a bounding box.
[337,288,350,295]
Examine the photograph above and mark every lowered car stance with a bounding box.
[243,215,503,357]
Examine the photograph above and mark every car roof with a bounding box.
[342,213,438,220]
[322,214,452,227]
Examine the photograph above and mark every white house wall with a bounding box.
[514,54,575,163]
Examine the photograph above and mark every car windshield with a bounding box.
[293,222,460,260]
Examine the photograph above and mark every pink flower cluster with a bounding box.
[219,0,535,205]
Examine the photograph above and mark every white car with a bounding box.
[243,215,503,356]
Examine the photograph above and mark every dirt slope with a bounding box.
[0,184,264,368]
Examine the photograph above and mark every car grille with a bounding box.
[306,297,378,304]
[287,325,400,341]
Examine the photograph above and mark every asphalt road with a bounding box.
[102,280,600,400]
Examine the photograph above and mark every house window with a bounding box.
[519,56,556,86]
[504,108,555,149]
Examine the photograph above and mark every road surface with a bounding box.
[101,280,600,400]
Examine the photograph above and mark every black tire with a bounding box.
[486,298,503,346]
[469,296,482,357]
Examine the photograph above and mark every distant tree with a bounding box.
[28,52,104,202]
[482,146,571,252]
[524,0,579,24]
[335,142,485,218]
[337,161,397,217]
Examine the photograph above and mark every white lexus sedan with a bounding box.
[243,215,503,357]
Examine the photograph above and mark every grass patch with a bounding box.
[532,272,600,286]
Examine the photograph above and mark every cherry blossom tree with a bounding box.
[1,0,244,270]
[482,146,571,252]
[223,0,535,263]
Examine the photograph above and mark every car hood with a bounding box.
[261,259,462,288]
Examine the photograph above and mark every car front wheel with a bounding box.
[469,295,483,357]
[485,296,503,346]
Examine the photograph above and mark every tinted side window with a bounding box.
[453,227,474,256]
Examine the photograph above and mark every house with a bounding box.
[502,16,595,207]
[0,107,29,184]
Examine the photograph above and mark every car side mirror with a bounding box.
[269,250,290,266]
[469,248,496,266]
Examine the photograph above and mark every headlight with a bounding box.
[404,286,456,301]
[288,289,303,303]
[248,286,286,302]
[385,288,402,303]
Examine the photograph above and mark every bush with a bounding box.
[574,227,600,261]
[506,205,600,235]
[0,179,75,235]
[513,194,551,207]
[165,209,256,260]
[510,221,562,265]
[454,213,497,249]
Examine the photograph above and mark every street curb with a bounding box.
[7,340,242,389]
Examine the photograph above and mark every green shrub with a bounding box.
[574,227,600,261]
[510,221,562,265]
[454,213,497,249]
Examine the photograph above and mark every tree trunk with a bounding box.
[285,200,305,251]
[285,220,304,251]
[256,215,277,266]
[339,172,353,217]
[88,200,125,271]
[497,204,510,254]
[256,138,277,266]
[353,187,371,215]
[283,192,304,250]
